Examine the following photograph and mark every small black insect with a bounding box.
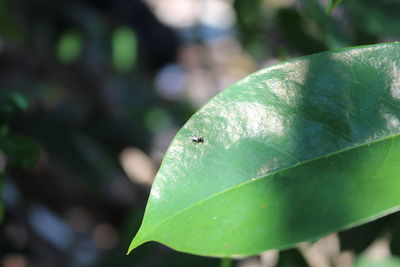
[192,136,204,143]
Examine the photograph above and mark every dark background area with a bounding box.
[1,0,400,266]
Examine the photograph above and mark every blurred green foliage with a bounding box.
[0,92,39,169]
[0,92,39,224]
[57,31,83,65]
[112,26,137,73]
[356,255,400,267]
[325,0,343,15]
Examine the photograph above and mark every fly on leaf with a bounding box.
[192,136,204,143]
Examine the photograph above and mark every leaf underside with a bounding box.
[130,43,400,257]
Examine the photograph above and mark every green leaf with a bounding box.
[303,0,348,49]
[356,255,400,267]
[325,0,343,15]
[129,43,400,257]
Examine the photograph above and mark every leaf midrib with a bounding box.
[132,132,400,248]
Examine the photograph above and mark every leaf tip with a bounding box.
[127,232,146,255]
[127,243,138,255]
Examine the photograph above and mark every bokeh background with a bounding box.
[1,0,400,266]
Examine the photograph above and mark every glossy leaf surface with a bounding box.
[129,43,400,257]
